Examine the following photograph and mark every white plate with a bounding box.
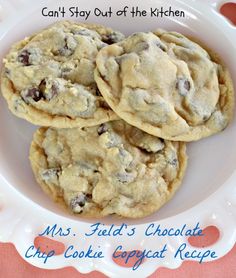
[0,0,236,277]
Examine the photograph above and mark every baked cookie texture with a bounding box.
[30,120,187,218]
[1,21,124,128]
[95,30,234,141]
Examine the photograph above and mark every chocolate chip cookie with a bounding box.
[95,30,234,141]
[1,21,124,127]
[29,120,187,218]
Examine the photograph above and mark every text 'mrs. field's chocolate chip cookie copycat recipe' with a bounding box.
[95,30,234,141]
[1,21,124,128]
[30,121,187,218]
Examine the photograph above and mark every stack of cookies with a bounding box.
[1,21,234,218]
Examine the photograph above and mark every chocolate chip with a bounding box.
[86,194,92,199]
[25,88,44,102]
[41,168,61,181]
[139,42,150,51]
[99,100,111,110]
[39,79,46,92]
[133,42,150,53]
[102,34,116,45]
[70,193,92,211]
[70,194,87,209]
[184,80,190,91]
[18,50,31,66]
[203,115,210,121]
[58,38,75,57]
[95,88,102,97]
[64,37,70,50]
[97,123,108,135]
[156,42,166,52]
[176,78,191,96]
[168,158,178,167]
[102,32,123,45]
[72,29,91,36]
[39,79,59,100]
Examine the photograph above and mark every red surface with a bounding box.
[1,1,236,277]
[220,3,236,25]
[188,226,220,248]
